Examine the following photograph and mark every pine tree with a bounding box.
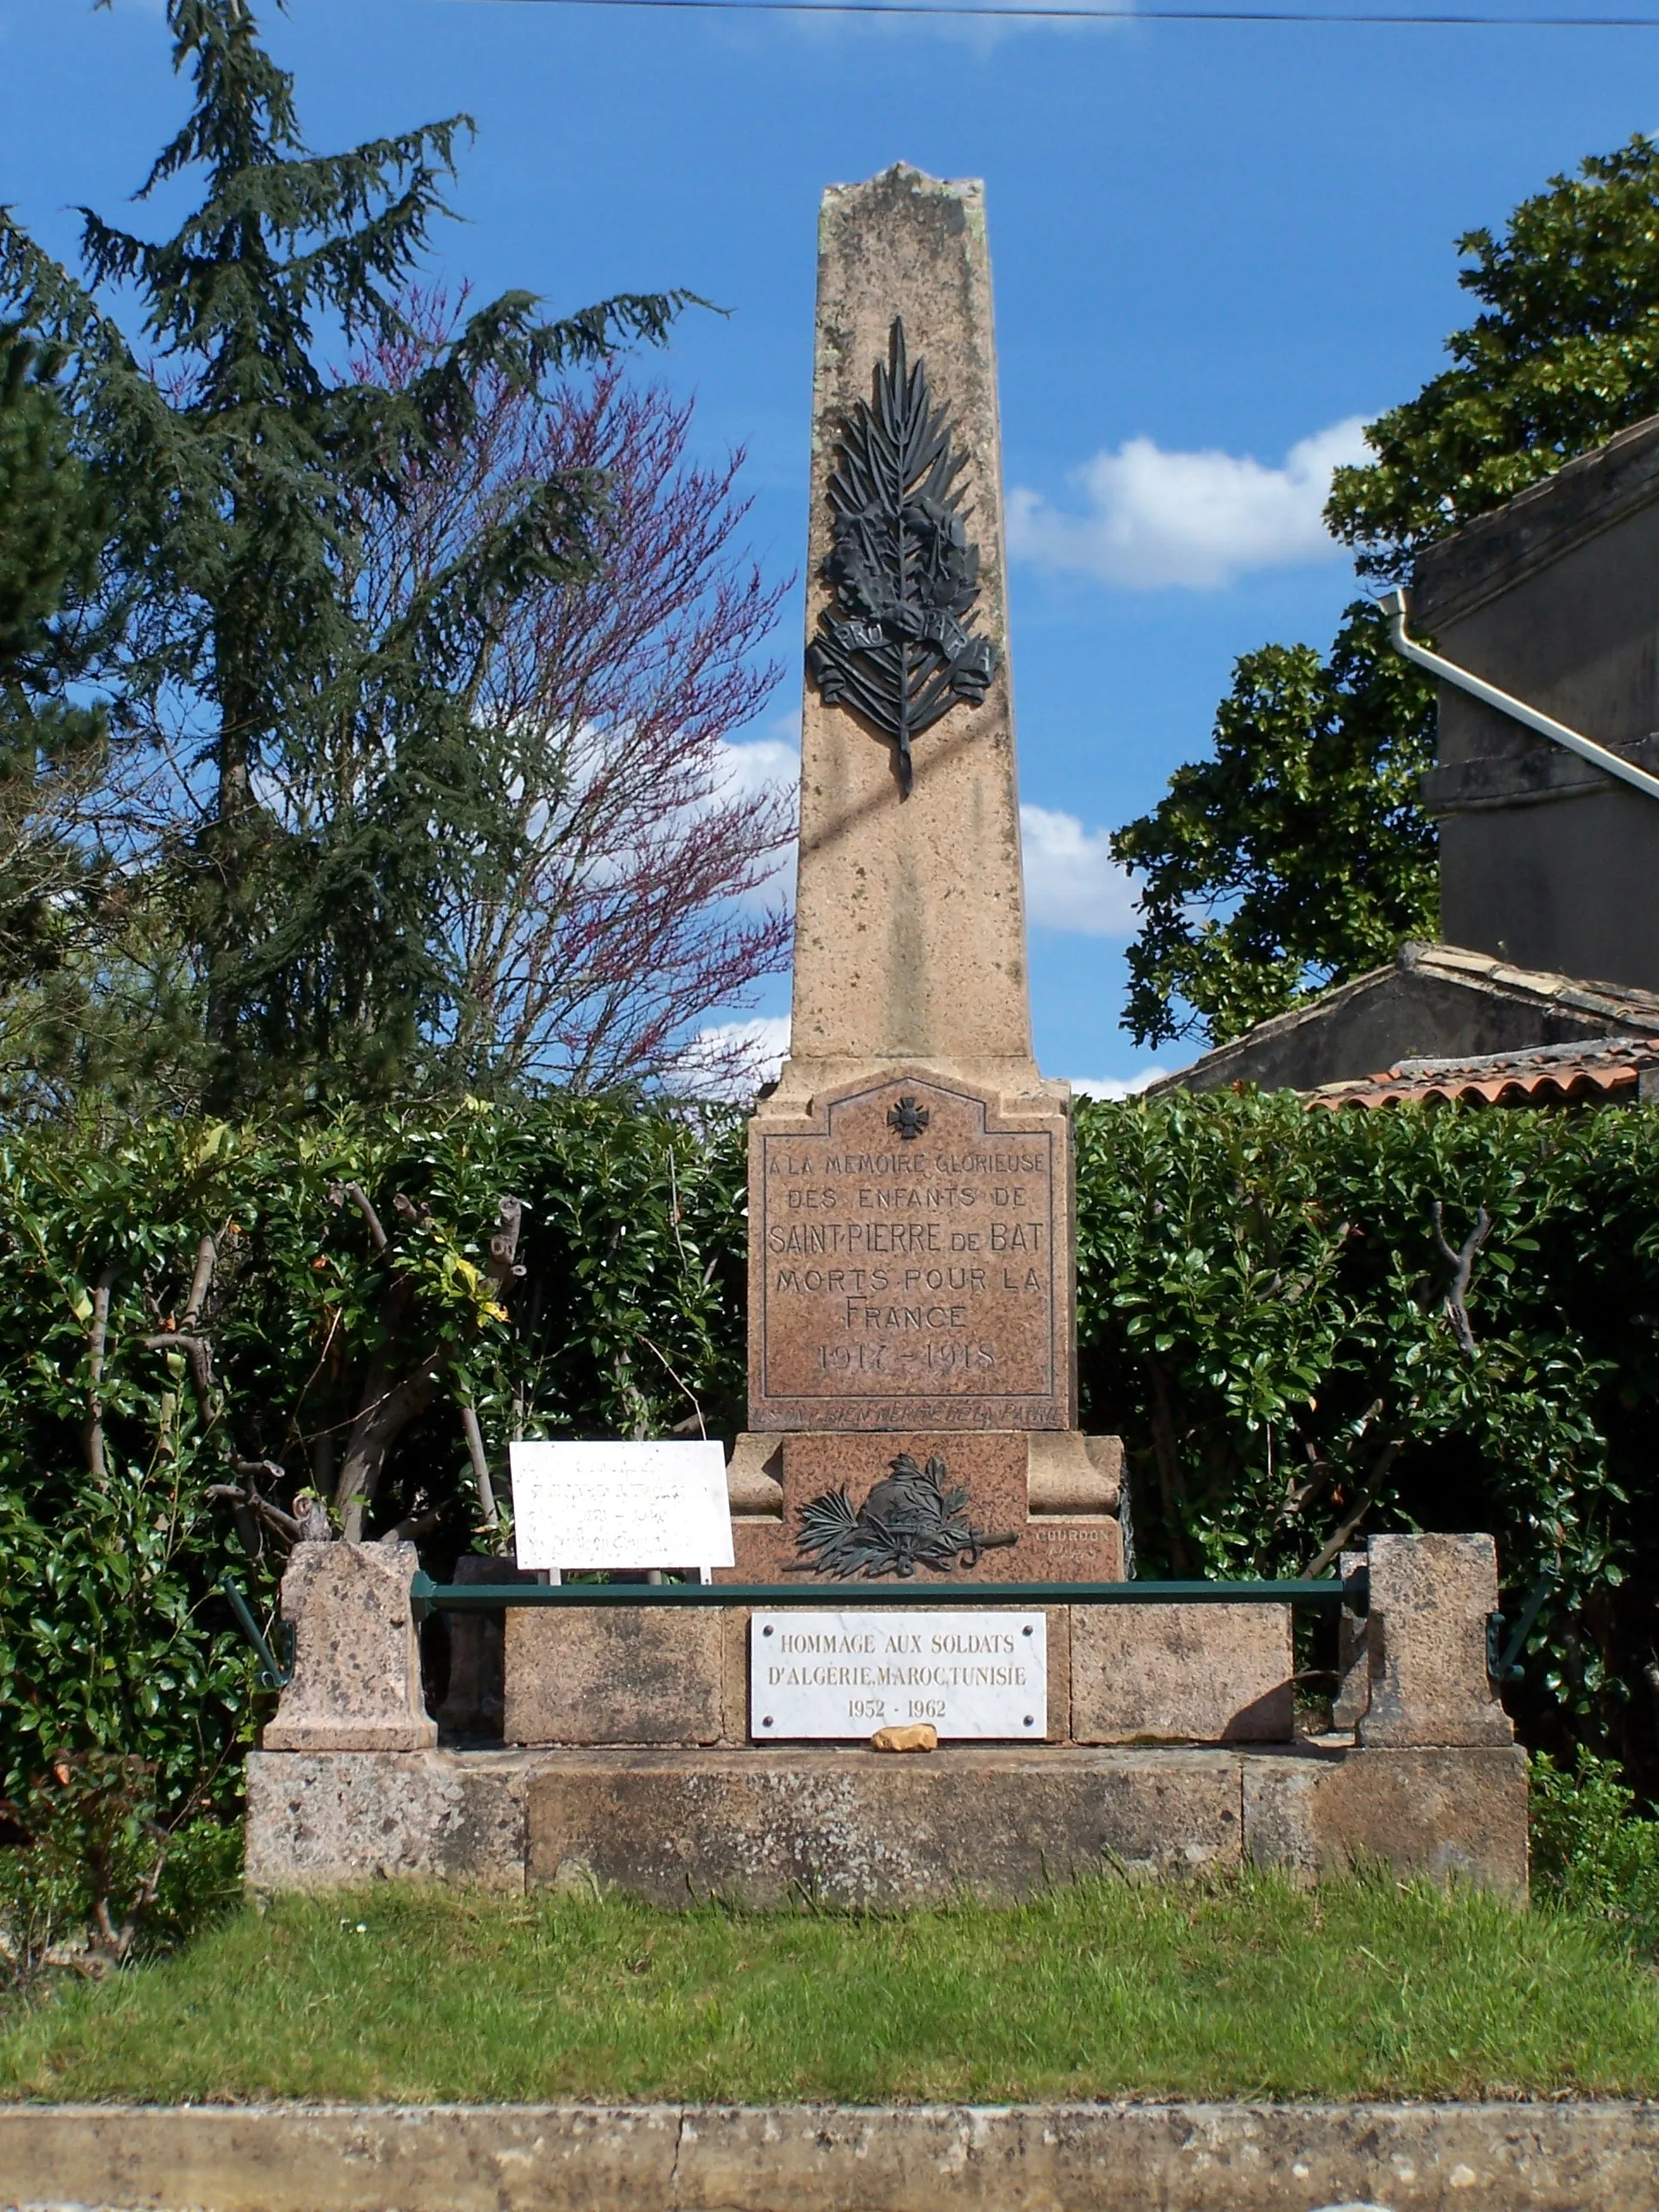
[0,0,695,1104]
[0,328,113,1014]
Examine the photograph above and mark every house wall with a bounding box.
[1413,423,1659,994]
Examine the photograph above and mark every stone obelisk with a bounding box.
[726,166,1121,1579]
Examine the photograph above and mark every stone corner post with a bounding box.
[262,1538,436,1753]
[1358,1531,1515,1748]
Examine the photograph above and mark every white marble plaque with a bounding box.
[509,1440,735,1573]
[750,1610,1046,1740]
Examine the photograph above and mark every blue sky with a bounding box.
[3,0,1656,1085]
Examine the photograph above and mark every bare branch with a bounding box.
[205,1456,325,1553]
[382,1503,443,1544]
[83,1266,118,1487]
[459,1401,498,1528]
[484,1195,525,1296]
[637,1333,707,1439]
[141,1332,215,1411]
[1303,1438,1404,1578]
[180,1233,216,1329]
[335,1366,440,1541]
[1431,1201,1493,1357]
[331,1182,388,1255]
[1275,1469,1329,1527]
[233,1456,288,1488]
[206,1483,307,1544]
[349,306,793,1089]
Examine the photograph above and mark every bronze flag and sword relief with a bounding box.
[793,1449,1021,1580]
[806,319,999,795]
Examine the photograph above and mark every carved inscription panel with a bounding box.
[750,1078,1069,1431]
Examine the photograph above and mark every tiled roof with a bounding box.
[1400,943,1659,1034]
[1304,1036,1659,1111]
[1144,943,1659,1101]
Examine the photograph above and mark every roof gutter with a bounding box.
[1378,586,1659,806]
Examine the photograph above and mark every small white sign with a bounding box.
[750,1610,1047,1741]
[509,1440,735,1574]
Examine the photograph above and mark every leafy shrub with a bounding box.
[0,1095,744,1814]
[1531,1752,1659,1950]
[1073,1092,1659,1787]
[0,1753,236,1990]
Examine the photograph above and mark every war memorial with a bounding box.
[244,165,1527,1905]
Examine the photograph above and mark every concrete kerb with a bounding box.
[4,2100,1659,2212]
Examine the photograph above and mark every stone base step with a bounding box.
[8,2098,1653,2212]
[245,1741,1527,1905]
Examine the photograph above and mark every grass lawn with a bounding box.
[2,1874,1657,2106]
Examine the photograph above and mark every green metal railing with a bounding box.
[1487,1568,1558,1684]
[224,1560,1565,1696]
[409,1571,1365,1620]
[220,1572,295,1688]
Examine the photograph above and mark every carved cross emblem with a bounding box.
[887,1094,930,1141]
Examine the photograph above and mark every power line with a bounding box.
[484,0,1659,26]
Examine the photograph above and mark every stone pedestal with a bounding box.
[251,1530,1528,1898]
[262,1540,435,1753]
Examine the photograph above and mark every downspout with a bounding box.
[1378,586,1659,806]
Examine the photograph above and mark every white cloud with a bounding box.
[1008,416,1371,590]
[1070,1068,1169,1099]
[709,733,799,909]
[788,1,1135,52]
[714,732,799,807]
[1019,804,1137,935]
[669,1015,792,1101]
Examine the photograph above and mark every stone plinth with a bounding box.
[1359,1532,1514,1748]
[504,1609,725,1747]
[528,1747,1243,1905]
[262,1539,434,1753]
[246,1746,524,1891]
[1245,1744,1529,1894]
[1072,1605,1293,1745]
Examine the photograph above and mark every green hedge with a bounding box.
[0,1098,746,1813]
[1074,1092,1659,1781]
[2,1090,1656,1813]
